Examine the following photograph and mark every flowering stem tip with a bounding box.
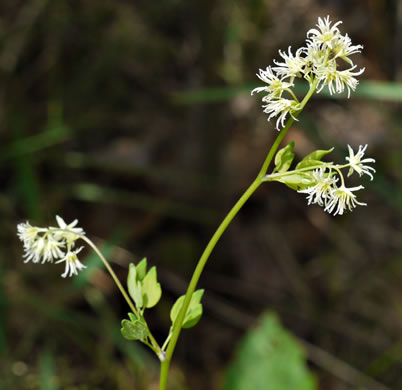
[17,216,87,277]
[252,15,365,130]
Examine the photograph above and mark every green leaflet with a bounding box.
[275,173,313,191]
[296,147,333,170]
[273,142,295,173]
[136,258,148,281]
[127,258,162,309]
[121,316,149,341]
[170,289,204,329]
[128,312,137,322]
[142,266,162,308]
[295,159,324,170]
[127,263,142,308]
[133,280,143,308]
[268,146,333,191]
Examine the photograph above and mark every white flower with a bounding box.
[56,247,86,278]
[345,144,376,180]
[298,167,337,206]
[17,216,87,277]
[331,34,363,64]
[52,215,84,247]
[22,236,45,264]
[17,222,47,249]
[20,234,64,264]
[273,46,306,80]
[55,215,83,235]
[251,66,300,130]
[325,185,366,216]
[251,66,293,98]
[17,222,62,264]
[262,98,300,130]
[252,16,365,127]
[304,17,365,97]
[337,66,365,97]
[307,16,343,49]
[315,63,365,98]
[41,235,65,263]
[302,40,326,82]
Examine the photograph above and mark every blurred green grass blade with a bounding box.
[12,118,42,220]
[353,81,402,101]
[171,85,253,104]
[370,173,402,211]
[1,102,70,163]
[0,265,8,355]
[24,294,95,330]
[367,341,402,378]
[315,80,402,101]
[171,81,402,104]
[0,126,70,162]
[72,183,218,225]
[64,151,219,194]
[40,350,58,390]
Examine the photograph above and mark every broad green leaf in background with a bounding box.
[225,312,316,390]
[170,289,204,329]
[273,142,295,173]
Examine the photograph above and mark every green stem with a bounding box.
[80,236,138,315]
[259,78,319,177]
[80,236,163,359]
[161,331,172,352]
[159,177,261,389]
[159,78,319,390]
[264,163,334,181]
[285,88,300,103]
[331,165,346,187]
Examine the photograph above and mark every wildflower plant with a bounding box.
[17,16,375,389]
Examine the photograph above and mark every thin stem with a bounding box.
[285,88,300,103]
[264,163,334,181]
[259,78,319,177]
[161,331,172,352]
[80,236,138,314]
[80,236,163,359]
[160,177,262,389]
[159,77,320,390]
[332,165,346,187]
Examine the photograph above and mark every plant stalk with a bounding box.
[159,78,319,389]
[80,236,163,358]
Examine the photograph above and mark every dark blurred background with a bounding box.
[2,0,402,389]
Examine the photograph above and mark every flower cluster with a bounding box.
[252,16,364,130]
[17,216,86,277]
[298,144,375,215]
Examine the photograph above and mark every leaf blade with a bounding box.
[142,266,162,308]
[170,289,204,329]
[274,142,295,173]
